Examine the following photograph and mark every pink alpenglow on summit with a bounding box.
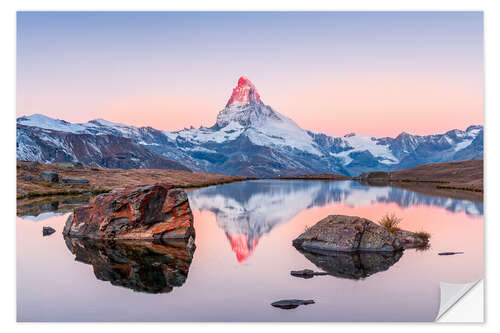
[226,76,262,107]
[225,232,260,263]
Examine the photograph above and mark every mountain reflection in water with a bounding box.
[64,237,195,294]
[188,180,483,262]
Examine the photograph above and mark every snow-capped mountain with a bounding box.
[16,76,483,176]
[16,116,189,170]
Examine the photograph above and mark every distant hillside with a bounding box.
[359,159,483,192]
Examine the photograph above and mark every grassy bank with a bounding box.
[17,161,247,199]
[356,159,483,194]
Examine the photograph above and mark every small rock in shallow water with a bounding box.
[43,226,56,236]
[438,252,464,256]
[290,269,328,279]
[271,299,315,309]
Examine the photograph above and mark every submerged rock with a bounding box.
[295,246,403,280]
[64,237,195,293]
[438,252,464,256]
[293,215,428,253]
[271,299,315,309]
[43,226,56,236]
[290,269,328,279]
[63,183,194,241]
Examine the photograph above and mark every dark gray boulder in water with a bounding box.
[291,215,429,279]
[43,226,56,236]
[292,215,428,253]
[271,299,315,309]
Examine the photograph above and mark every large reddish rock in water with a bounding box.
[63,183,194,240]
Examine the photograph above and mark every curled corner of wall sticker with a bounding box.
[436,279,483,322]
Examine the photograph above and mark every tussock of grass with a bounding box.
[414,230,431,251]
[378,213,403,232]
[304,225,311,233]
[414,230,431,243]
[415,242,431,251]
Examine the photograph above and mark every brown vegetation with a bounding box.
[17,161,246,199]
[359,159,483,191]
[357,159,483,201]
[378,213,403,232]
[414,230,431,243]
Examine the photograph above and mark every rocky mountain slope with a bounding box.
[17,76,483,177]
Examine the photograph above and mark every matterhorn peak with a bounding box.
[216,76,293,129]
[225,76,262,107]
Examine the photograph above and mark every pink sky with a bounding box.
[17,12,483,137]
[17,72,483,137]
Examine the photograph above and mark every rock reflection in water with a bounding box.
[64,237,195,293]
[295,247,403,280]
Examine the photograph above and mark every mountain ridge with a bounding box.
[16,77,483,177]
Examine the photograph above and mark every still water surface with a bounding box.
[17,180,483,321]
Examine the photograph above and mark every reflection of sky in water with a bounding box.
[17,180,484,322]
[20,211,65,221]
[188,180,483,262]
[189,180,483,220]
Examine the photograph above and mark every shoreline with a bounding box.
[16,177,250,200]
[16,161,248,200]
[17,159,483,201]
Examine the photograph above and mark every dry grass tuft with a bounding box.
[378,213,403,232]
[414,230,431,243]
